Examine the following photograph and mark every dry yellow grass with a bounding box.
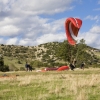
[0,68,100,100]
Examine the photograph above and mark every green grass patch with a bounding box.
[0,68,100,100]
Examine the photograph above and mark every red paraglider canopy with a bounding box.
[65,17,82,45]
[45,67,58,71]
[57,66,69,71]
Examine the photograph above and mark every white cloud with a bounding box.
[78,25,100,49]
[6,37,18,45]
[12,0,74,15]
[36,33,66,45]
[18,18,66,46]
[0,0,75,46]
[84,15,100,23]
[0,17,20,25]
[18,38,35,46]
[0,38,6,44]
[90,26,100,33]
[0,0,75,15]
[84,15,99,20]
[0,17,21,36]
[18,39,29,46]
[0,25,20,36]
[1,0,100,50]
[0,0,9,4]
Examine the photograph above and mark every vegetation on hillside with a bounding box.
[0,55,9,72]
[56,39,100,68]
[0,39,100,72]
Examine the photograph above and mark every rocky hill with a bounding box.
[0,41,100,71]
[0,42,60,61]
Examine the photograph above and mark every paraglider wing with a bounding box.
[45,67,58,71]
[65,17,82,45]
[57,66,69,71]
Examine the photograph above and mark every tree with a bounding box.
[30,60,43,68]
[56,40,77,63]
[0,55,9,72]
[0,55,4,66]
[56,39,96,67]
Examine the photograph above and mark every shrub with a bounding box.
[20,67,25,71]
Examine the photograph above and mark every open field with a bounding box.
[0,68,100,100]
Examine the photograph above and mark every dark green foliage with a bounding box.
[20,67,25,71]
[30,60,43,68]
[18,60,22,64]
[1,65,9,72]
[56,40,77,62]
[1,44,4,46]
[0,58,4,66]
[43,62,48,67]
[56,39,99,67]
[0,55,9,72]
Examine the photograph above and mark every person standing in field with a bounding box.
[28,64,32,71]
[80,62,85,70]
[25,62,29,71]
[69,59,76,71]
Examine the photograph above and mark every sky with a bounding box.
[0,0,100,49]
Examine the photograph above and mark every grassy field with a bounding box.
[0,68,100,100]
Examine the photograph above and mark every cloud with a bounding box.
[84,15,100,23]
[84,15,99,20]
[18,38,31,46]
[0,17,21,36]
[18,18,66,46]
[0,25,20,36]
[11,0,74,15]
[93,1,100,11]
[98,0,100,4]
[0,0,75,15]
[78,25,100,49]
[93,8,100,11]
[0,38,6,44]
[0,15,66,46]
[1,0,100,50]
[90,26,100,33]
[0,37,18,45]
[36,33,66,45]
[0,0,70,44]
[6,37,18,45]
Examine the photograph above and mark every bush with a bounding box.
[1,65,9,72]
[30,60,43,68]
[18,60,22,64]
[20,67,25,71]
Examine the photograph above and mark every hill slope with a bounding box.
[0,41,100,70]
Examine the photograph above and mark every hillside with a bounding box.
[0,42,61,70]
[0,42,60,60]
[0,41,100,71]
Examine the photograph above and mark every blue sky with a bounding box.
[0,0,100,49]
